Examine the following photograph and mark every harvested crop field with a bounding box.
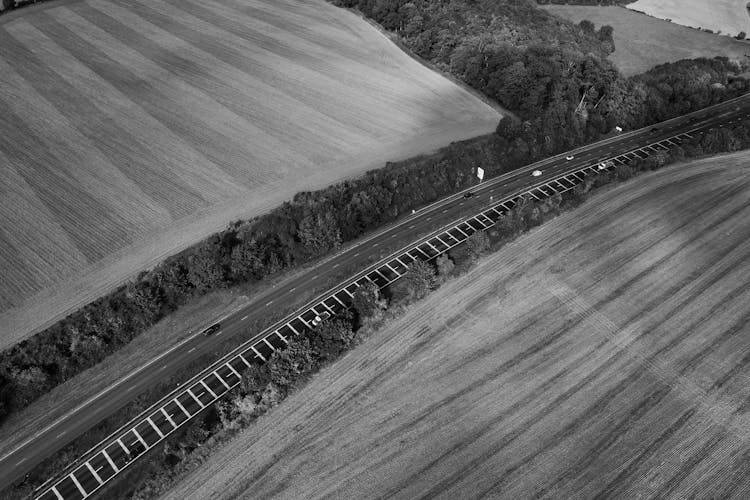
[627,0,750,39]
[542,5,750,76]
[0,0,501,348]
[162,151,750,499]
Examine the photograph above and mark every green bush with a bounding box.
[389,259,436,304]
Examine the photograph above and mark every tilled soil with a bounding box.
[162,152,750,499]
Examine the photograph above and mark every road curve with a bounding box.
[5,93,750,498]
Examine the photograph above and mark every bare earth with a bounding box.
[0,0,501,349]
[542,5,750,76]
[628,0,750,38]
[162,151,750,499]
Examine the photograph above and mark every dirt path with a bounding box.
[161,151,750,499]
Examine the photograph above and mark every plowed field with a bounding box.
[162,152,750,499]
[542,4,750,76]
[0,0,501,348]
[628,0,750,39]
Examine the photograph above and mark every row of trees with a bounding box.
[126,113,750,500]
[125,255,446,498]
[9,98,750,500]
[1,60,746,425]
[1,0,749,424]
[0,133,509,423]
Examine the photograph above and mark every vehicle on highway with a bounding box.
[202,323,221,336]
[28,98,743,500]
[463,192,474,199]
[531,170,542,177]
[565,155,574,161]
[650,127,659,132]
[311,311,331,327]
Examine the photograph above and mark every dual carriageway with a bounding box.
[25,94,750,499]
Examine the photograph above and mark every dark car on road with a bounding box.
[463,192,474,199]
[202,323,221,336]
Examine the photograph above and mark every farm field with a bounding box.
[627,0,750,39]
[0,0,501,348]
[542,5,750,76]
[162,151,750,499]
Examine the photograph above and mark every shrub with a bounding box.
[615,164,634,180]
[308,316,355,362]
[435,253,456,278]
[267,337,317,391]
[389,259,436,303]
[351,281,386,320]
[465,230,490,261]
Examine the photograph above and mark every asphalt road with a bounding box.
[4,93,750,494]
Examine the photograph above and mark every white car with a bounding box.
[615,126,623,132]
[598,160,614,170]
[531,170,543,177]
[565,155,574,161]
[311,311,331,327]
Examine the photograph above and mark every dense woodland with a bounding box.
[1,0,749,431]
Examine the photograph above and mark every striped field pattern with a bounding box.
[160,152,750,499]
[627,0,750,39]
[0,0,501,347]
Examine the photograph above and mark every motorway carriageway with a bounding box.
[7,93,750,499]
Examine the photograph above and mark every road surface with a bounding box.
[4,94,750,498]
